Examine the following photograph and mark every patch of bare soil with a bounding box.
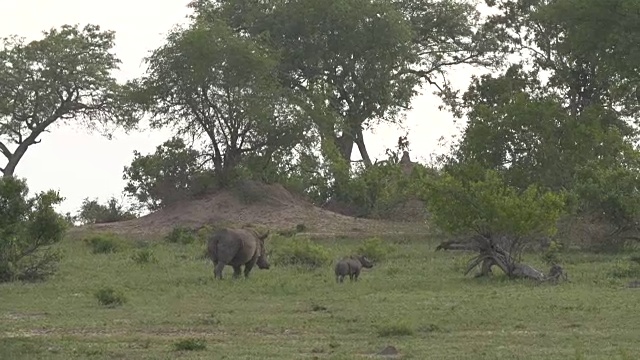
[72,180,430,239]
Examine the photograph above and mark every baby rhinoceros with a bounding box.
[334,255,374,283]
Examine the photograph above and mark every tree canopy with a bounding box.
[0,24,138,177]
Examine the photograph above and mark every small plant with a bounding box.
[377,322,415,337]
[608,260,640,279]
[85,234,123,254]
[196,225,214,242]
[165,226,197,244]
[542,240,564,265]
[173,338,207,351]
[95,287,126,307]
[272,236,331,269]
[295,223,307,232]
[357,237,394,262]
[131,249,158,264]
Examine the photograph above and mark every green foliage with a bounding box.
[271,236,331,269]
[542,240,565,266]
[0,177,67,282]
[94,287,126,307]
[123,137,215,211]
[331,136,439,218]
[608,260,640,279]
[84,234,124,254]
[131,249,158,264]
[424,169,567,238]
[76,197,137,225]
[131,15,307,184]
[165,226,198,245]
[190,0,502,197]
[173,338,206,352]
[0,24,138,177]
[440,0,640,248]
[572,161,640,228]
[357,237,395,262]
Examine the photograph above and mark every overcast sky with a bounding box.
[0,0,483,215]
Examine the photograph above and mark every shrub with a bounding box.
[131,249,158,264]
[196,225,215,242]
[76,197,137,225]
[271,236,331,269]
[541,240,564,265]
[609,260,640,279]
[173,338,206,351]
[95,287,126,307]
[165,226,197,244]
[357,237,394,262]
[0,177,67,283]
[123,137,216,212]
[85,234,123,254]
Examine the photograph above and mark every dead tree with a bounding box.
[462,233,546,281]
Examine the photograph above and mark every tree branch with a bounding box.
[0,141,12,159]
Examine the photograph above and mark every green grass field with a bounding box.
[1,233,640,359]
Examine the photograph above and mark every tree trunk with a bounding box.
[2,143,29,178]
[336,134,354,164]
[354,128,372,167]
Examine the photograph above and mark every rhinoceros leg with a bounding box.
[244,255,258,278]
[214,262,226,280]
[232,265,242,279]
[354,268,361,281]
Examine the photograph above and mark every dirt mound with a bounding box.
[79,180,430,238]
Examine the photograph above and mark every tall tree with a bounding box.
[444,0,640,232]
[130,17,308,185]
[448,0,640,183]
[488,0,640,120]
[193,0,504,170]
[0,24,138,177]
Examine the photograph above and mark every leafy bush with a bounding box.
[572,161,640,234]
[424,169,567,239]
[173,338,206,351]
[271,236,331,269]
[0,177,67,283]
[131,249,158,264]
[165,226,198,244]
[95,287,126,307]
[76,197,137,225]
[357,237,395,262]
[85,234,124,254]
[541,240,564,265]
[608,260,640,279]
[123,137,216,212]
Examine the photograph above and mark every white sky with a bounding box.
[0,0,483,215]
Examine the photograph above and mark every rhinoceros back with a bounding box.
[208,228,258,265]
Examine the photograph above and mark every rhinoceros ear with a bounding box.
[259,230,270,240]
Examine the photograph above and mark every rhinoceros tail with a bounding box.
[208,231,222,262]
